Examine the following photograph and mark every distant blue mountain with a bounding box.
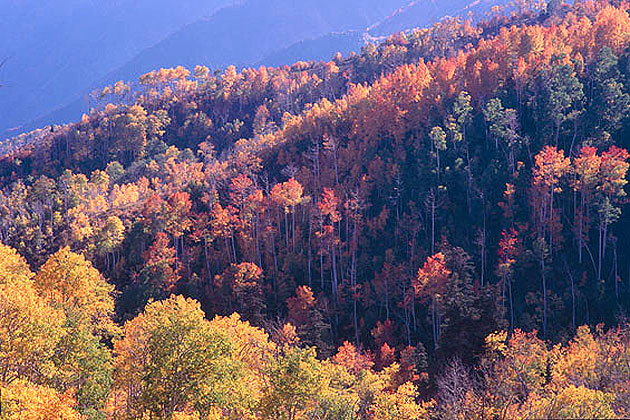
[256,0,506,70]
[75,0,410,81]
[2,0,511,139]
[7,0,409,136]
[257,32,365,68]
[368,0,500,36]
[0,0,235,136]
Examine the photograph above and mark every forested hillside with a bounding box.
[10,0,505,140]
[0,0,236,137]
[2,0,630,418]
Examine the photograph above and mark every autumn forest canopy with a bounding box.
[3,0,630,418]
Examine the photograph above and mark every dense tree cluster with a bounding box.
[2,0,630,418]
[2,243,630,418]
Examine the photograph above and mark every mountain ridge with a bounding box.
[2,0,513,141]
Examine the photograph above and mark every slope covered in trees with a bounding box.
[4,0,517,140]
[0,0,235,137]
[2,0,630,418]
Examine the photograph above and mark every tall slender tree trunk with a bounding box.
[204,238,212,287]
[308,213,313,288]
[331,235,338,302]
[541,254,547,339]
[578,193,584,264]
[385,275,390,320]
[614,243,619,302]
[598,220,603,282]
[409,240,417,331]
[549,185,554,255]
[231,233,237,263]
[225,237,232,264]
[405,308,412,346]
[508,276,514,331]
[320,248,324,290]
[270,234,278,287]
[430,190,436,255]
[465,141,473,215]
[284,211,290,251]
[603,219,608,260]
[255,213,262,267]
[351,232,359,346]
[432,297,438,349]
[564,259,576,333]
[337,222,344,281]
[292,209,296,253]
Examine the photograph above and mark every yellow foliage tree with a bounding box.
[0,380,83,420]
[33,247,116,415]
[34,247,116,335]
[0,243,35,287]
[369,382,429,420]
[109,295,243,419]
[208,313,276,416]
[0,244,64,384]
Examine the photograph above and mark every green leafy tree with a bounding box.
[110,295,242,419]
[96,216,125,271]
[542,61,585,145]
[260,346,323,420]
[35,247,117,418]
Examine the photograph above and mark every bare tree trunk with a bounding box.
[549,185,554,255]
[541,254,547,339]
[256,213,262,267]
[331,235,338,302]
[352,236,359,346]
[578,193,584,264]
[598,220,603,282]
[308,213,313,288]
[465,142,473,215]
[204,238,212,287]
[270,234,278,287]
[564,259,576,333]
[320,248,324,290]
[292,209,296,253]
[508,276,514,331]
[614,242,619,303]
[603,219,608,260]
[224,237,232,264]
[385,274,390,320]
[410,240,417,331]
[427,190,436,255]
[432,298,438,349]
[284,211,290,251]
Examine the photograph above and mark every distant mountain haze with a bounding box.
[1,0,508,139]
[0,0,236,135]
[97,0,408,78]
[6,0,410,137]
[367,0,499,36]
[256,31,365,68]
[257,0,505,68]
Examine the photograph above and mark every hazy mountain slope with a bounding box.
[256,32,364,67]
[13,0,409,135]
[6,0,513,138]
[256,0,511,69]
[256,0,511,77]
[0,0,234,136]
[367,0,502,36]
[98,0,409,77]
